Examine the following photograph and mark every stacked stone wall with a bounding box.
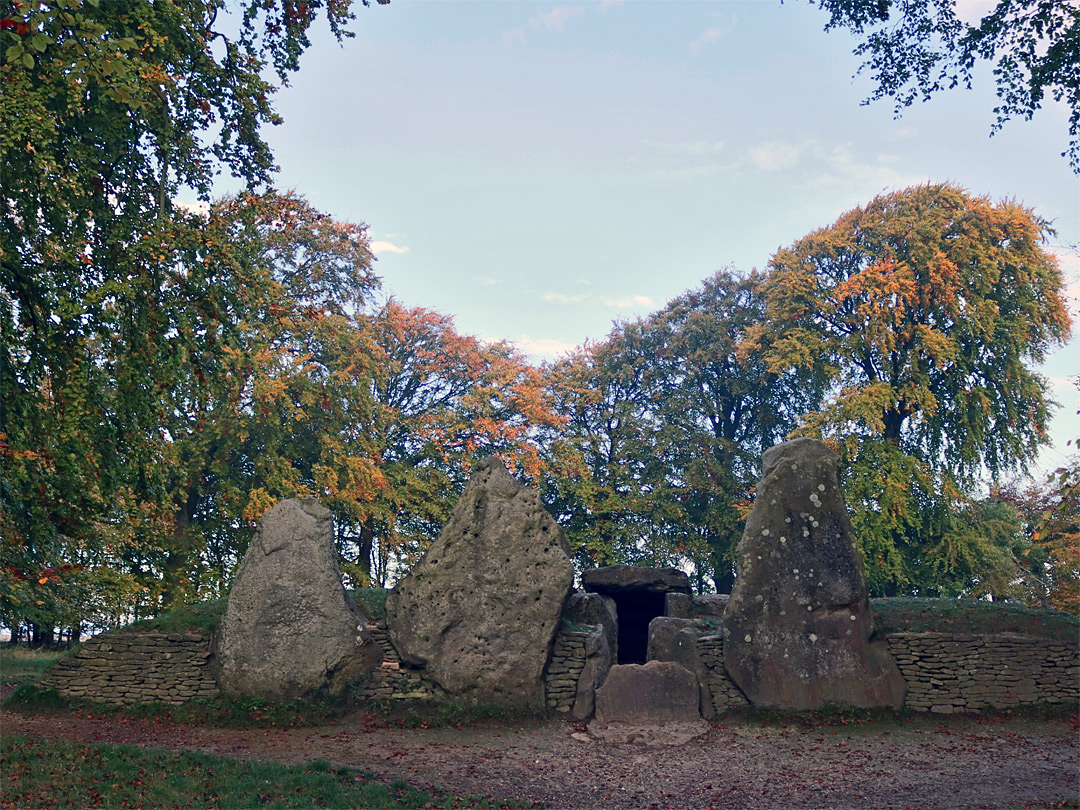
[886,632,1079,714]
[356,623,436,701]
[697,634,749,713]
[545,630,591,712]
[39,629,218,706]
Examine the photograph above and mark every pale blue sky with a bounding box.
[232,0,1079,476]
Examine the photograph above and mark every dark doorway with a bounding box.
[609,590,666,664]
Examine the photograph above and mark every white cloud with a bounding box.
[474,275,502,286]
[601,294,655,308]
[689,21,734,56]
[749,140,806,171]
[175,200,210,218]
[531,5,585,32]
[501,27,526,47]
[597,0,623,11]
[543,291,590,305]
[371,240,409,255]
[954,0,998,24]
[513,335,579,361]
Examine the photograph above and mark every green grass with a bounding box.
[870,597,1080,640]
[0,735,516,809]
[0,645,69,691]
[350,587,389,621]
[363,698,551,730]
[125,598,228,635]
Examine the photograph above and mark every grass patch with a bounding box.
[0,646,68,691]
[126,598,227,635]
[350,587,389,621]
[2,683,355,729]
[0,735,513,809]
[871,597,1079,640]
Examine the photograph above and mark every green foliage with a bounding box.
[809,0,1080,170]
[760,183,1071,596]
[543,270,813,591]
[0,0,383,636]
[349,587,388,621]
[1,735,499,809]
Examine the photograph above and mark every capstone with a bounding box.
[386,458,574,708]
[212,498,380,699]
[723,438,906,709]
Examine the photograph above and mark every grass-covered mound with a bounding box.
[871,597,1079,640]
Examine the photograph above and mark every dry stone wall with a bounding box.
[696,634,750,713]
[356,623,436,702]
[545,629,593,713]
[40,629,218,706]
[887,632,1078,713]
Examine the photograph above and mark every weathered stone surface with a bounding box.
[646,617,714,719]
[595,661,703,725]
[582,565,692,595]
[723,438,906,709]
[565,592,619,663]
[386,458,574,708]
[212,499,380,700]
[691,594,729,617]
[665,592,691,618]
[571,625,613,721]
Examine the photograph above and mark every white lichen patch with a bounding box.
[761,528,770,536]
[818,484,826,491]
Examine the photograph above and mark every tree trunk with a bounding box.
[356,521,375,586]
[161,485,200,610]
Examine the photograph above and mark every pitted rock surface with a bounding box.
[723,438,906,709]
[212,499,380,699]
[386,458,574,708]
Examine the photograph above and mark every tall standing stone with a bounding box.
[212,499,381,699]
[723,438,906,709]
[386,458,574,708]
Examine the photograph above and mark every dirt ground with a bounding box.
[2,705,1077,810]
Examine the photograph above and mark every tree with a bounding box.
[332,302,557,586]
[759,182,1071,594]
[807,0,1080,170]
[1,0,384,638]
[543,270,819,591]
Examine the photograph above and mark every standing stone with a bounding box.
[571,624,612,721]
[386,458,574,708]
[212,499,381,699]
[723,438,906,709]
[647,617,714,719]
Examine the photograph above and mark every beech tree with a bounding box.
[544,271,819,590]
[759,183,1071,595]
[1,0,384,639]
[807,0,1080,170]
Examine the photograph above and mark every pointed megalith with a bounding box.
[386,458,574,708]
[212,499,381,699]
[723,438,906,709]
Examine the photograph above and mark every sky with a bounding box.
[221,0,1079,478]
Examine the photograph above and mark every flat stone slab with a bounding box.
[595,661,702,725]
[582,566,692,595]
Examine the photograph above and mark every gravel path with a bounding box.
[2,707,1077,809]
